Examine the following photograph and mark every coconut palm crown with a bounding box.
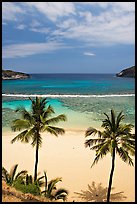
[85,109,135,202]
[11,97,67,181]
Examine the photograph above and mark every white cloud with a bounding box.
[2,2,25,22]
[16,24,26,30]
[30,20,42,28]
[2,2,135,47]
[2,41,69,58]
[25,2,75,21]
[54,2,135,46]
[29,27,50,34]
[77,2,135,12]
[84,52,95,56]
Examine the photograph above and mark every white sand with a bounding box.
[2,130,135,202]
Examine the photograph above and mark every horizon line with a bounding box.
[28,72,116,74]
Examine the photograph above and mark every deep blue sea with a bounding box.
[2,74,135,131]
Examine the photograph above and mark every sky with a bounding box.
[2,2,135,74]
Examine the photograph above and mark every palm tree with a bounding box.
[42,171,68,201]
[85,109,135,202]
[2,164,27,186]
[11,97,67,181]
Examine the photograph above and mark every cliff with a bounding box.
[116,66,135,78]
[2,69,30,80]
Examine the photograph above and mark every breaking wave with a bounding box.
[2,93,135,98]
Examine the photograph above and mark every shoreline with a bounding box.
[2,126,135,136]
[2,129,135,202]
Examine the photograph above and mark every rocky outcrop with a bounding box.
[116,66,135,78]
[2,70,30,80]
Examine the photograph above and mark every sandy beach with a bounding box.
[2,129,135,202]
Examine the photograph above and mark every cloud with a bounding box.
[2,41,69,58]
[16,24,26,30]
[53,3,135,46]
[2,2,25,22]
[29,27,50,34]
[25,2,75,21]
[2,2,135,47]
[2,2,75,23]
[84,52,95,56]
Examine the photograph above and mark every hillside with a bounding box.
[2,69,30,80]
[116,66,135,78]
[2,180,51,202]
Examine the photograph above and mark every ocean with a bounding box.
[2,73,135,132]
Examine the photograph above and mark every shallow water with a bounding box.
[2,74,135,131]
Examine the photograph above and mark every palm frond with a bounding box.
[54,188,68,197]
[116,111,124,128]
[89,141,109,151]
[116,147,134,166]
[121,143,135,156]
[102,112,113,130]
[44,171,48,190]
[45,114,67,125]
[15,170,28,180]
[11,119,31,132]
[123,137,135,146]
[96,142,110,156]
[31,134,42,148]
[9,164,18,183]
[48,178,62,195]
[42,105,55,119]
[91,154,101,168]
[25,174,33,185]
[54,188,68,201]
[15,107,33,121]
[35,175,45,187]
[117,124,134,136]
[11,130,29,144]
[91,142,110,168]
[111,109,116,132]
[85,127,98,137]
[2,167,10,183]
[41,97,48,104]
[85,138,105,148]
[23,127,36,142]
[43,126,65,136]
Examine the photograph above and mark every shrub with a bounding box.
[13,180,41,196]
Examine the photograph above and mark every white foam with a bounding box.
[2,93,135,98]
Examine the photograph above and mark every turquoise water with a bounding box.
[2,74,135,131]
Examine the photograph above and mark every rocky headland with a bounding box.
[116,66,135,78]
[2,70,30,80]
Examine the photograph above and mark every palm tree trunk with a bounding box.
[107,147,115,202]
[34,142,39,181]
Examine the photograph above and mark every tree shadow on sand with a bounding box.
[74,181,127,202]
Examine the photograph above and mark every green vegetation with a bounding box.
[41,171,68,201]
[11,97,67,181]
[13,181,41,196]
[85,109,135,202]
[2,165,68,200]
[2,164,27,186]
[13,173,45,196]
